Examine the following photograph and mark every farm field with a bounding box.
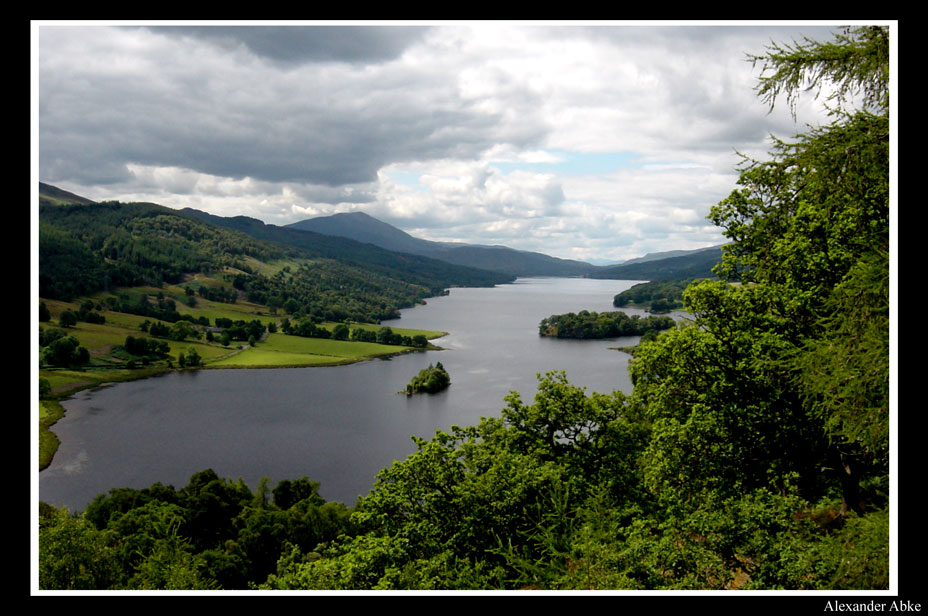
[207,332,432,368]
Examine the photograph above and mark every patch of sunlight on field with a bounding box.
[58,322,132,351]
[261,333,410,358]
[208,348,340,367]
[206,333,420,368]
[180,342,235,362]
[346,322,447,339]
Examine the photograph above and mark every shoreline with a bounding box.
[38,334,447,471]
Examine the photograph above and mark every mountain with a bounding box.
[287,212,596,278]
[286,212,429,255]
[180,208,511,291]
[38,183,512,322]
[38,182,96,206]
[619,245,724,266]
[37,181,723,301]
[589,244,724,281]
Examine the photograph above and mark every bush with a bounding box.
[43,335,90,367]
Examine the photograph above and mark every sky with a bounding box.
[33,21,874,264]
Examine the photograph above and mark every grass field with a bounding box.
[208,332,426,368]
[345,322,447,340]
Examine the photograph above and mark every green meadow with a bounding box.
[208,333,414,368]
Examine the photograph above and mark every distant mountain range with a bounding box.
[619,246,722,266]
[287,212,596,278]
[38,181,723,283]
[288,211,724,281]
[588,245,724,281]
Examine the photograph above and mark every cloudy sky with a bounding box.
[34,21,860,263]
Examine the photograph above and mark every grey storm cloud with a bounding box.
[149,25,432,65]
[38,25,549,189]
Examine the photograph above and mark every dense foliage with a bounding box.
[38,222,114,301]
[122,335,171,359]
[41,332,90,367]
[39,470,354,590]
[538,310,675,339]
[260,374,885,591]
[108,290,186,323]
[230,260,435,324]
[347,325,429,348]
[39,203,281,299]
[38,27,891,591]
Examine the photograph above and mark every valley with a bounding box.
[31,182,730,478]
[34,24,890,595]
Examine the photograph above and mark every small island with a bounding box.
[538,310,675,339]
[405,362,451,395]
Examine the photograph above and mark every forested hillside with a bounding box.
[184,208,513,293]
[40,199,511,323]
[38,27,891,591]
[39,201,288,301]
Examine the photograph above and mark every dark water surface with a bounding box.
[40,277,660,510]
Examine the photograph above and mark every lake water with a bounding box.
[39,277,665,510]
